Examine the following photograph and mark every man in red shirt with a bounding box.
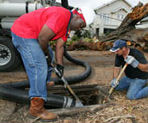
[11,6,86,120]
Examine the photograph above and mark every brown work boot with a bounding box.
[29,97,57,121]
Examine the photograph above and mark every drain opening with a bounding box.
[47,84,109,108]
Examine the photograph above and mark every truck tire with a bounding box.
[0,37,21,71]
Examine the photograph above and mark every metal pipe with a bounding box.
[0,2,43,16]
[1,17,17,29]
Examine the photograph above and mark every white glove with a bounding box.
[125,55,139,68]
[110,78,118,88]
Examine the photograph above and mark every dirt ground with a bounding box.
[0,50,148,123]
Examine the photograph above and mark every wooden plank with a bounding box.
[48,103,114,117]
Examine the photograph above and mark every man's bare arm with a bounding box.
[138,63,148,72]
[38,24,55,53]
[55,38,65,65]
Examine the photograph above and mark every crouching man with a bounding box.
[110,39,148,100]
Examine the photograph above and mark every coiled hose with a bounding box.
[0,48,92,108]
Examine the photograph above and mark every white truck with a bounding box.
[0,0,69,71]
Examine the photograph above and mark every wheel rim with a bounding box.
[0,44,11,66]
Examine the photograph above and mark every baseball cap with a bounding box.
[72,8,86,25]
[110,39,127,52]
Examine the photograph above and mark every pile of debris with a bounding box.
[67,2,148,51]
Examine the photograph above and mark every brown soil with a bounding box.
[0,50,148,123]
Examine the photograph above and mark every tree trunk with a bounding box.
[100,2,148,43]
[48,103,113,117]
[66,3,148,51]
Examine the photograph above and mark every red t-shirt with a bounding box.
[11,6,71,41]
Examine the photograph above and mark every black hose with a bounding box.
[2,48,91,88]
[51,47,92,84]
[0,48,92,108]
[0,85,77,108]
